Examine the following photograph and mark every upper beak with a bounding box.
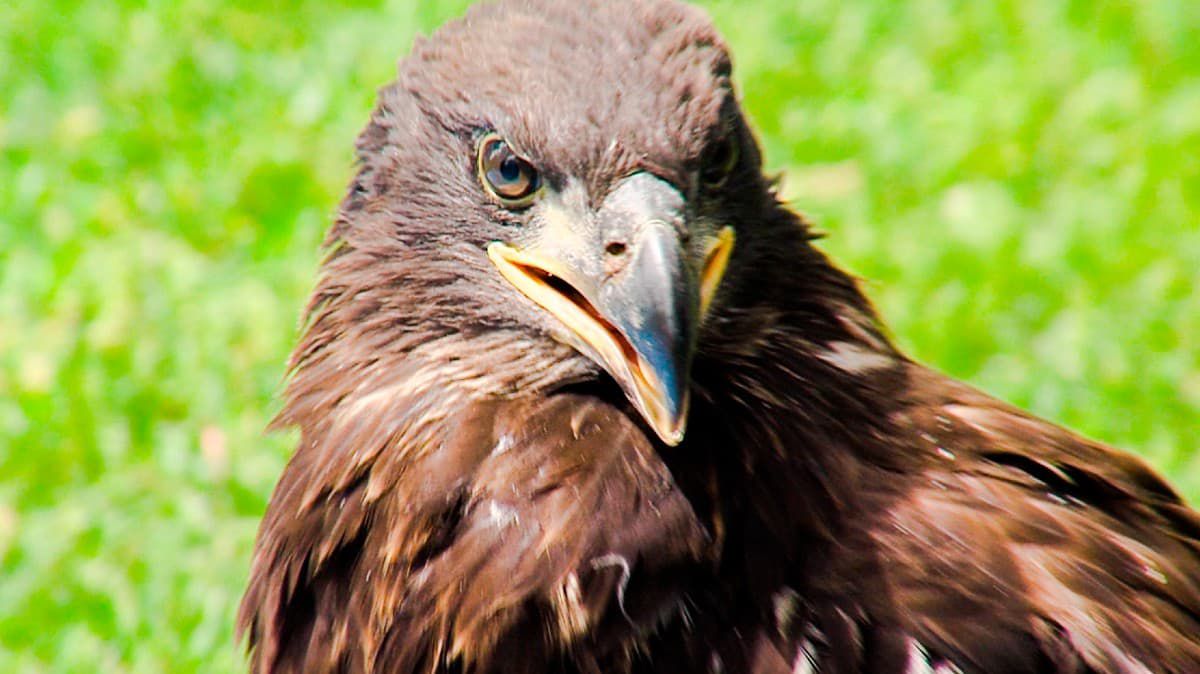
[488,173,734,445]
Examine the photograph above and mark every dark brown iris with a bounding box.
[478,134,541,206]
[700,133,739,189]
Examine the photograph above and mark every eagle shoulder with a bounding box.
[816,370,1200,673]
[239,388,713,674]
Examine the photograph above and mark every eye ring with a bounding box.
[700,132,740,189]
[477,133,542,207]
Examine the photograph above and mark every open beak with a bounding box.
[487,174,734,445]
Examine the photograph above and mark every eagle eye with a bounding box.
[700,133,740,189]
[478,134,542,207]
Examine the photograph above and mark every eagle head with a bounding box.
[306,0,788,446]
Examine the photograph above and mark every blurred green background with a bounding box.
[2,0,1198,670]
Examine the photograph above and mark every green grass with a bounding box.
[2,0,1198,671]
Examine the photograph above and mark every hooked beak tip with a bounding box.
[630,362,690,446]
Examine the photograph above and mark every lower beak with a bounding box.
[488,176,734,445]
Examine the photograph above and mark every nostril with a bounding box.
[605,241,628,256]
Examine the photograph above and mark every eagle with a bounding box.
[238,1,1200,672]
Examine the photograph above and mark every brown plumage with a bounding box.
[238,1,1200,672]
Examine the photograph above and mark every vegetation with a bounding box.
[2,0,1197,670]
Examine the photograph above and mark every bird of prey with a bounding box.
[238,1,1200,672]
